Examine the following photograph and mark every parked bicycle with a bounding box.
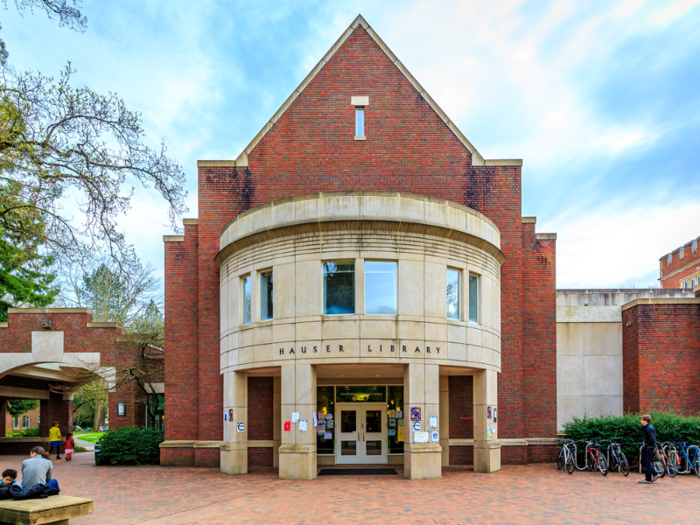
[587,438,608,476]
[635,441,666,478]
[601,438,629,476]
[670,442,700,477]
[556,439,575,474]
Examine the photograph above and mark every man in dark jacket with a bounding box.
[639,414,658,484]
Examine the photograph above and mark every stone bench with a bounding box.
[0,495,93,525]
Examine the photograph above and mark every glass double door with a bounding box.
[335,403,387,464]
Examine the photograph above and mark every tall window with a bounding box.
[323,262,355,315]
[23,415,30,429]
[355,107,364,137]
[468,274,479,323]
[12,417,19,429]
[118,402,126,417]
[447,268,461,320]
[241,275,252,325]
[260,271,273,321]
[365,261,397,314]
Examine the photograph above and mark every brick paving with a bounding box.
[2,452,700,524]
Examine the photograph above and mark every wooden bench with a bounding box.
[0,496,93,525]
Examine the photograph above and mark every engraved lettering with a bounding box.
[289,348,295,354]
[339,345,344,352]
[426,346,431,353]
[368,345,372,352]
[415,346,420,353]
[326,345,331,352]
[436,347,440,354]
[391,345,395,352]
[402,346,407,352]
[380,345,383,352]
[301,346,307,353]
[279,348,284,355]
[313,346,318,353]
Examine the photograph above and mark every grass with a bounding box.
[74,432,105,443]
[75,446,88,453]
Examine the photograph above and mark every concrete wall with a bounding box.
[556,289,694,430]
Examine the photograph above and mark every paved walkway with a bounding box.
[1,452,699,524]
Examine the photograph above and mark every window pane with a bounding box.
[324,262,355,314]
[242,275,252,324]
[336,386,386,403]
[388,386,404,453]
[469,274,479,323]
[260,271,273,321]
[366,441,382,456]
[317,386,335,454]
[341,411,357,433]
[366,410,381,433]
[356,107,364,137]
[365,261,397,314]
[447,268,460,320]
[341,441,357,455]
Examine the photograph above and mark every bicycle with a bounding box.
[672,442,700,476]
[635,442,666,478]
[601,438,629,476]
[663,442,680,477]
[586,438,608,476]
[556,439,575,474]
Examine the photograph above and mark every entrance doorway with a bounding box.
[335,403,387,464]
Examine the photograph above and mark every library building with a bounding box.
[160,15,559,479]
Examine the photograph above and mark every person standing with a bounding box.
[639,414,658,484]
[48,422,62,460]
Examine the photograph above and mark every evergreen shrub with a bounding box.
[563,412,700,464]
[97,427,164,465]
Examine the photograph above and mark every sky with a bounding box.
[2,0,700,290]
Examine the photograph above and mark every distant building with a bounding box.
[660,236,700,289]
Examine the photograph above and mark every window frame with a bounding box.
[355,107,365,138]
[259,269,274,321]
[118,402,126,418]
[241,274,252,325]
[22,415,30,429]
[364,260,398,315]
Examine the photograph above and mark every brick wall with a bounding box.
[660,238,700,287]
[165,23,558,459]
[623,302,700,413]
[448,376,473,439]
[449,445,473,466]
[521,224,557,438]
[248,377,273,441]
[249,447,273,467]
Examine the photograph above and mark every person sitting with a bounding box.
[21,446,56,490]
[2,469,21,490]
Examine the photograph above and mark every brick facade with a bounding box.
[659,237,700,289]
[448,376,473,440]
[248,377,273,441]
[163,22,557,467]
[623,302,700,413]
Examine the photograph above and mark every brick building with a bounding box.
[659,236,700,289]
[0,309,164,454]
[161,15,558,479]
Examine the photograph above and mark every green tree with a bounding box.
[5,399,39,417]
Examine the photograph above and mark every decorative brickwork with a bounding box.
[448,376,473,440]
[623,302,700,413]
[249,447,274,467]
[521,224,557,438]
[248,377,274,441]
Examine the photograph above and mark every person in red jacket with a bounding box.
[64,433,75,462]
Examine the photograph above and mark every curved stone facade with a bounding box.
[218,193,503,375]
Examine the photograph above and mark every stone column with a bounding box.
[273,375,281,468]
[473,369,501,473]
[403,363,441,479]
[439,375,450,466]
[221,370,247,475]
[279,364,317,480]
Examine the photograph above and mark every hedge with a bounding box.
[563,412,700,463]
[97,427,164,465]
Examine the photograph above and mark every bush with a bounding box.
[5,427,41,438]
[564,412,700,464]
[97,427,164,465]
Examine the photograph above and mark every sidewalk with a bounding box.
[1,453,698,524]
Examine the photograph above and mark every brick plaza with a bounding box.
[2,453,698,524]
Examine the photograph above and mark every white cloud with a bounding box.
[546,201,700,288]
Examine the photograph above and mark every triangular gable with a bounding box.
[229,15,518,168]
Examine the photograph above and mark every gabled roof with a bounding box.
[219,14,521,169]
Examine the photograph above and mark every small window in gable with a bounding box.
[351,96,368,140]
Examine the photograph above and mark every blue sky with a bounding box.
[3,0,699,290]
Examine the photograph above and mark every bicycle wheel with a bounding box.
[566,451,575,475]
[694,454,700,477]
[587,450,596,471]
[667,451,679,477]
[557,448,565,470]
[618,453,629,476]
[654,459,666,479]
[596,451,608,476]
